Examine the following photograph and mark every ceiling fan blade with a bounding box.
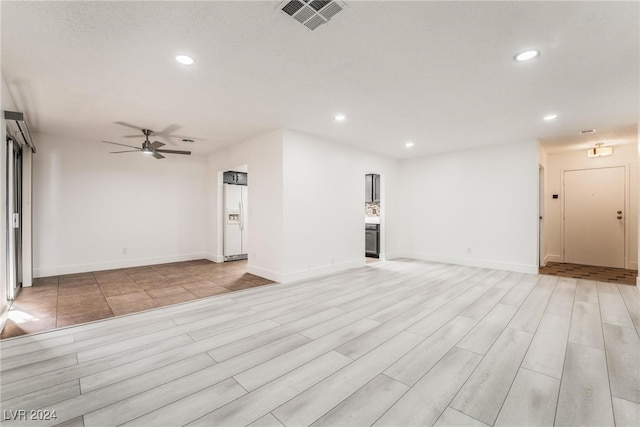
[122,134,144,138]
[109,150,139,154]
[156,124,181,136]
[102,140,141,149]
[156,149,191,155]
[114,121,145,131]
[152,152,165,160]
[150,141,165,149]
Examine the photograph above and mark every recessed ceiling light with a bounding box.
[514,50,539,61]
[543,114,558,121]
[175,55,194,65]
[580,129,596,134]
[405,141,414,148]
[334,114,346,121]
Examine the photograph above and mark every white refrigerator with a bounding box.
[223,183,248,261]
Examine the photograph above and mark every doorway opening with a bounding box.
[222,168,248,263]
[216,164,249,278]
[365,173,382,264]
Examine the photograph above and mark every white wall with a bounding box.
[32,134,207,276]
[545,142,638,269]
[281,130,400,282]
[538,143,548,267]
[398,140,540,273]
[1,74,14,326]
[205,130,285,281]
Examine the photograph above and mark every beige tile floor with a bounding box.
[1,260,638,426]
[1,259,274,339]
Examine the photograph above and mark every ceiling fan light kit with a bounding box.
[102,127,192,160]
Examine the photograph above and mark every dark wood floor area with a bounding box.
[1,259,274,339]
[540,262,637,286]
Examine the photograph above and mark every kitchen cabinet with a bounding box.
[365,174,380,203]
[365,223,379,257]
[223,171,248,186]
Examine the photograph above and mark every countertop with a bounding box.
[365,216,380,224]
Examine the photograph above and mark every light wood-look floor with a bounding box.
[1,259,639,427]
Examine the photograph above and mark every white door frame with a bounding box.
[560,164,630,269]
[538,165,545,267]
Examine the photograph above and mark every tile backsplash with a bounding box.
[365,202,381,217]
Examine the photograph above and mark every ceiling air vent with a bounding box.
[279,0,346,31]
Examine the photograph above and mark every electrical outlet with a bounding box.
[122,248,127,255]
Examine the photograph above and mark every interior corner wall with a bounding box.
[398,140,539,274]
[281,130,400,282]
[1,74,13,326]
[545,142,638,270]
[32,134,207,277]
[205,130,285,282]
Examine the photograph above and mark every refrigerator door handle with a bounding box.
[239,199,244,231]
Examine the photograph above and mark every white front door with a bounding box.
[563,166,625,268]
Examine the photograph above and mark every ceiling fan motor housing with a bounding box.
[102,125,191,159]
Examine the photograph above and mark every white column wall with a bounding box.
[280,130,400,282]
[205,130,285,282]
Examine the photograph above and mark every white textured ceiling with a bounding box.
[1,1,638,159]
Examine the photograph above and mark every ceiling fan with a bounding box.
[102,129,191,160]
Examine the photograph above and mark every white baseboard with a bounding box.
[383,252,402,261]
[34,253,208,277]
[394,252,539,274]
[206,253,225,263]
[278,259,365,284]
[247,264,284,283]
[546,254,562,263]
